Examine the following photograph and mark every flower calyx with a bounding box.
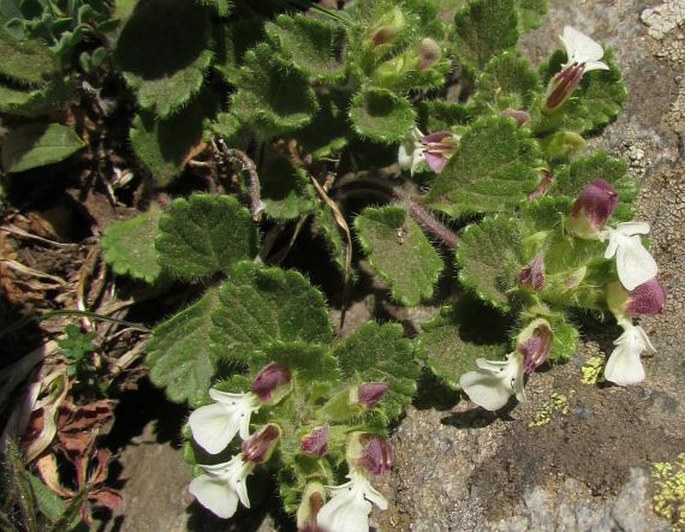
[567,179,618,240]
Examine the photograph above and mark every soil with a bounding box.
[2,0,684,530]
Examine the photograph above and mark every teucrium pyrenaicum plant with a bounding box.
[95,0,668,527]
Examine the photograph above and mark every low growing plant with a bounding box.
[1,0,668,528]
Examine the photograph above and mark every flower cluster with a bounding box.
[187,363,290,518]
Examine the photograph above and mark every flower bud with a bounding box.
[542,63,586,113]
[369,7,405,48]
[347,433,394,477]
[540,130,587,159]
[527,170,554,200]
[296,482,325,532]
[519,254,545,291]
[501,108,530,127]
[300,426,329,457]
[251,362,292,404]
[516,318,553,374]
[567,179,618,239]
[606,279,667,318]
[418,38,441,70]
[352,382,389,411]
[241,424,281,465]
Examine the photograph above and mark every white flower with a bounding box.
[317,470,388,532]
[604,319,656,386]
[188,389,260,454]
[602,222,658,291]
[189,455,254,519]
[459,352,525,411]
[559,26,610,72]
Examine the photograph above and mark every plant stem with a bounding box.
[405,199,460,248]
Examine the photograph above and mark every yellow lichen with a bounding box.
[581,356,605,384]
[652,452,685,530]
[528,391,573,428]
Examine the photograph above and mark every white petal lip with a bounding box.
[189,455,253,519]
[560,26,609,69]
[603,223,658,291]
[188,391,260,454]
[604,322,654,386]
[317,472,388,532]
[459,353,525,411]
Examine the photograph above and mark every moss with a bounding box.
[581,356,605,384]
[528,391,573,428]
[652,453,685,530]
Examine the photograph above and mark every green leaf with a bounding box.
[0,80,72,117]
[196,0,233,16]
[456,215,523,311]
[213,16,265,85]
[146,289,220,404]
[101,204,163,283]
[115,0,213,117]
[27,473,65,524]
[349,87,416,143]
[155,194,258,279]
[267,14,345,81]
[416,298,509,389]
[0,28,56,86]
[231,43,319,137]
[547,314,579,363]
[425,116,541,217]
[452,0,519,70]
[355,205,443,306]
[515,0,547,32]
[474,50,540,113]
[130,102,205,188]
[334,321,419,421]
[1,123,84,173]
[295,93,350,159]
[210,262,333,362]
[553,151,636,222]
[419,100,473,132]
[261,155,315,221]
[313,204,350,278]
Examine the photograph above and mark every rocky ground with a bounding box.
[101,1,685,530]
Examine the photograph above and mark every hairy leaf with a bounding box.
[156,194,258,279]
[547,314,579,363]
[267,14,345,81]
[146,289,220,404]
[101,204,163,283]
[0,28,56,86]
[334,321,419,421]
[416,299,509,389]
[130,105,204,188]
[419,100,473,131]
[456,215,523,311]
[0,80,72,117]
[355,205,443,306]
[349,87,416,143]
[232,43,318,137]
[295,93,350,159]
[115,0,213,117]
[474,50,540,113]
[1,123,84,173]
[261,155,315,221]
[515,0,547,31]
[211,262,333,362]
[426,116,541,217]
[260,341,341,384]
[453,0,519,70]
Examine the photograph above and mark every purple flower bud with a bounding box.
[568,179,618,239]
[251,362,291,404]
[418,38,441,70]
[501,108,530,127]
[626,279,667,316]
[357,434,394,477]
[517,319,553,374]
[543,63,585,112]
[356,382,389,411]
[528,170,553,200]
[519,254,545,291]
[300,426,329,457]
[241,424,281,464]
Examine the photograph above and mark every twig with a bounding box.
[217,142,264,221]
